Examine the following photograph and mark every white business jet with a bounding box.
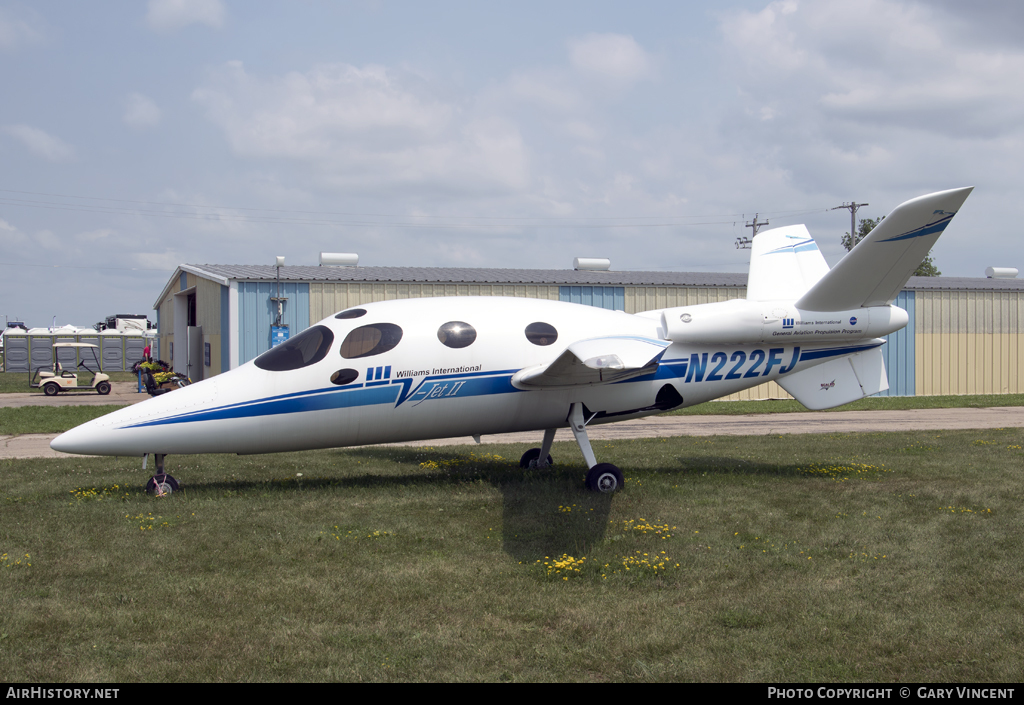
[52,188,972,494]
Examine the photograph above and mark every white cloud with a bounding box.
[720,0,1024,140]
[123,93,162,129]
[568,33,655,83]
[0,7,43,51]
[3,124,74,162]
[192,61,530,193]
[145,0,225,32]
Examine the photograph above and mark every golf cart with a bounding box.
[31,343,111,396]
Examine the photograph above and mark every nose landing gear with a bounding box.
[143,454,179,496]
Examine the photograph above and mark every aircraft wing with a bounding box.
[512,336,670,389]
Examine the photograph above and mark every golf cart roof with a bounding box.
[53,342,99,348]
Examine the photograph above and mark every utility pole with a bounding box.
[737,214,768,249]
[832,201,868,245]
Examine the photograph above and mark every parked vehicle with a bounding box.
[30,343,111,396]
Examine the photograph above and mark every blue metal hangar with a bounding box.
[153,263,1024,398]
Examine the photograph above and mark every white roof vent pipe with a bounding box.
[574,257,611,271]
[985,267,1018,279]
[320,252,359,267]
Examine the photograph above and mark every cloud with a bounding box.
[123,93,162,128]
[192,61,530,193]
[3,124,74,162]
[0,7,43,51]
[568,33,655,84]
[720,0,1024,140]
[145,0,225,32]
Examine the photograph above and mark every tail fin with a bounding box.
[796,187,973,312]
[746,224,830,301]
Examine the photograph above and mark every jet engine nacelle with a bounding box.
[659,299,908,345]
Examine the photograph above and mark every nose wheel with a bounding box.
[144,454,179,496]
[146,473,179,496]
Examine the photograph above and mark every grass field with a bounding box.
[2,428,1022,682]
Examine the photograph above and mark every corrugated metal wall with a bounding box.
[195,277,223,376]
[559,286,625,310]
[238,281,310,365]
[626,286,745,314]
[916,289,1023,395]
[878,290,915,396]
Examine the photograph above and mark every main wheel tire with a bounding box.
[43,383,60,397]
[586,463,624,493]
[96,381,111,395]
[519,447,554,469]
[146,474,179,496]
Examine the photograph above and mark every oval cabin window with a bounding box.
[330,368,359,386]
[335,308,367,320]
[437,321,477,349]
[340,323,403,359]
[254,325,334,371]
[524,322,558,346]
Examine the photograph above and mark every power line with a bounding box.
[831,201,869,243]
[0,187,840,230]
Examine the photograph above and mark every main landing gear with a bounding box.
[143,453,179,496]
[520,402,625,493]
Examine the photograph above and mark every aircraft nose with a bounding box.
[51,419,109,455]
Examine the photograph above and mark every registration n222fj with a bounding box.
[52,188,973,494]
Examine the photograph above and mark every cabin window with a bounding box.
[524,322,558,346]
[335,308,367,319]
[330,368,360,386]
[340,323,403,359]
[437,321,477,349]
[254,325,334,371]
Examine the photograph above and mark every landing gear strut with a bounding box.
[144,453,179,496]
[520,428,556,468]
[523,403,625,493]
[567,402,624,493]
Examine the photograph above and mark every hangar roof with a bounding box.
[179,264,750,287]
[157,263,1024,308]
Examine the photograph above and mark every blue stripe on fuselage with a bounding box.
[121,370,521,429]
[123,384,401,429]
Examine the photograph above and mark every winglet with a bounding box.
[795,187,973,312]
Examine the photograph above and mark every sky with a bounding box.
[1,0,1022,328]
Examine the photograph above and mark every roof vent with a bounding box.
[573,257,611,271]
[320,252,359,267]
[985,267,1018,279]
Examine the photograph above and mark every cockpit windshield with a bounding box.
[254,325,334,371]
